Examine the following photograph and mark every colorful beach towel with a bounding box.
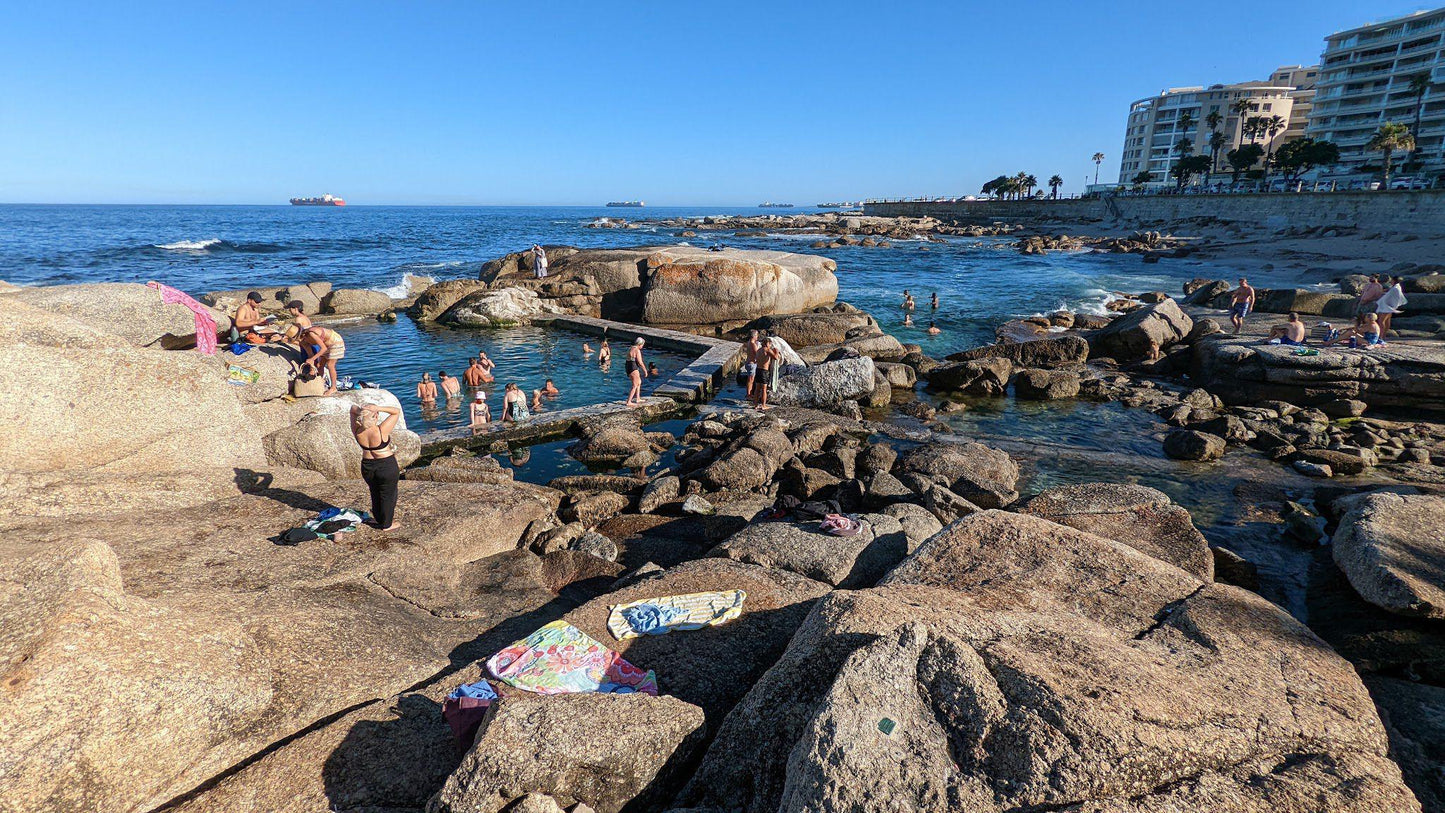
[146,281,218,355]
[226,364,261,386]
[606,590,747,640]
[486,620,658,696]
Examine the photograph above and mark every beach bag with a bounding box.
[292,375,326,398]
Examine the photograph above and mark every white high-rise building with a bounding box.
[1117,67,1317,187]
[1307,8,1445,176]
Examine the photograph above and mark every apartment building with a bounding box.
[1117,69,1314,186]
[1307,8,1445,176]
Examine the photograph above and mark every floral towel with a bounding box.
[606,590,747,640]
[486,620,658,696]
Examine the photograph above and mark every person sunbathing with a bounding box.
[1265,313,1307,345]
[1325,313,1385,348]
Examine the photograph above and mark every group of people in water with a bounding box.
[901,289,943,335]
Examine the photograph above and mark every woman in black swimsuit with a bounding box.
[625,337,647,408]
[350,403,402,531]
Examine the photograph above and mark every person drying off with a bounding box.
[350,403,401,532]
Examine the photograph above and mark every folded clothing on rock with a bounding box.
[607,590,748,640]
[443,679,499,747]
[819,513,864,537]
[279,507,371,545]
[486,620,658,696]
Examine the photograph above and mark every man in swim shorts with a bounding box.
[1265,312,1307,345]
[1229,278,1256,335]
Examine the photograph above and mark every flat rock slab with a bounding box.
[420,397,683,452]
[1019,482,1213,580]
[708,513,911,588]
[1333,492,1445,618]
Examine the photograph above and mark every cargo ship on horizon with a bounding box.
[758,201,794,208]
[290,194,346,206]
[606,200,645,207]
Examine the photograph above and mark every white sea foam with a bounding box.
[155,238,222,251]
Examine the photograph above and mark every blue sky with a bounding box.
[0,1,1429,204]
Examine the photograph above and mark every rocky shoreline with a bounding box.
[3,234,1444,812]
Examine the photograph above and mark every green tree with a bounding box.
[1408,73,1431,168]
[1177,111,1194,137]
[1175,137,1195,157]
[1172,155,1211,190]
[1048,174,1063,199]
[1230,98,1255,149]
[1092,152,1105,185]
[1208,131,1228,173]
[1131,170,1153,187]
[981,175,1010,198]
[1205,110,1222,133]
[1367,122,1415,188]
[1273,138,1340,183]
[1226,143,1265,183]
[1015,171,1034,199]
[1262,115,1287,179]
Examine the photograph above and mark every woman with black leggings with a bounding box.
[350,403,402,531]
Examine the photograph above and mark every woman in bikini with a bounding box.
[598,339,612,366]
[625,337,647,407]
[350,403,401,531]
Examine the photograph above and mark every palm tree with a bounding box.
[1024,174,1039,198]
[1408,73,1431,167]
[1013,171,1030,199]
[1092,152,1105,185]
[1262,115,1287,181]
[1231,98,1255,150]
[1208,131,1228,173]
[1205,110,1222,133]
[1368,122,1416,188]
[1048,174,1063,199]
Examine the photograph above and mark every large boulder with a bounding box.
[1190,336,1445,410]
[261,389,420,479]
[438,287,563,327]
[1333,492,1445,618]
[1087,297,1193,361]
[923,357,1012,395]
[771,356,876,410]
[677,511,1419,812]
[946,334,1089,368]
[795,333,908,364]
[13,281,228,349]
[1012,367,1080,400]
[0,300,266,517]
[478,244,582,283]
[322,287,394,315]
[640,246,838,325]
[428,693,706,813]
[409,279,489,321]
[708,513,911,588]
[1019,483,1213,579]
[894,441,1019,508]
[1163,428,1226,461]
[745,310,877,347]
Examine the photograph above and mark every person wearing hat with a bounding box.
[231,291,276,343]
[469,389,490,429]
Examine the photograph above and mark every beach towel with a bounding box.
[443,679,499,747]
[606,590,748,640]
[146,281,218,355]
[486,620,658,696]
[226,364,261,386]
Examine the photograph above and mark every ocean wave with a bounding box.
[155,238,223,251]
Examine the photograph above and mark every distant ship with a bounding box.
[816,202,859,208]
[758,201,795,208]
[606,200,645,207]
[290,194,346,206]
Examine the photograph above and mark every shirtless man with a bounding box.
[438,371,462,400]
[742,330,763,401]
[541,378,559,396]
[416,372,438,403]
[476,351,496,382]
[463,358,487,388]
[1229,278,1256,335]
[927,321,942,336]
[1266,312,1307,345]
[233,291,275,342]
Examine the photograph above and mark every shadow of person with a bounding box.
[233,468,333,513]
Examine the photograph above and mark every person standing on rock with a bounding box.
[755,337,781,411]
[532,245,548,279]
[350,403,401,532]
[416,372,438,404]
[1355,275,1384,324]
[1228,278,1255,335]
[1375,276,1407,338]
[625,337,648,408]
[743,330,762,402]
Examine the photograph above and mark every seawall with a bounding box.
[864,190,1445,236]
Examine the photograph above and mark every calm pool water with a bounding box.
[337,319,697,435]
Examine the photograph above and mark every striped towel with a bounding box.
[607,590,747,640]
